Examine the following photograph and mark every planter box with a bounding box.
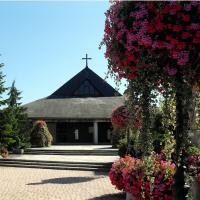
[126,193,135,200]
[12,148,24,154]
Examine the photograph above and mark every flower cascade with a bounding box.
[111,105,141,129]
[102,1,200,83]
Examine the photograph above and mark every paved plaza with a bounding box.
[0,167,124,200]
[0,145,122,199]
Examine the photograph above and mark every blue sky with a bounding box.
[0,1,126,104]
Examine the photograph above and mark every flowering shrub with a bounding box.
[186,145,200,186]
[0,146,9,159]
[109,154,175,200]
[109,155,135,190]
[30,120,53,147]
[111,105,141,129]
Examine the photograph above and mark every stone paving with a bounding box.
[0,167,125,200]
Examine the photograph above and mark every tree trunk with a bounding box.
[140,84,152,156]
[173,72,191,200]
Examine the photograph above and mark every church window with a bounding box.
[73,80,101,97]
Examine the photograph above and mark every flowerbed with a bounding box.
[109,153,200,200]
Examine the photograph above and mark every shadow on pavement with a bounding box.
[88,192,125,200]
[94,171,109,176]
[27,176,103,185]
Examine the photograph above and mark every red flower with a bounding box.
[166,35,172,41]
[147,24,155,33]
[173,4,182,12]
[182,32,192,39]
[176,42,186,50]
[193,38,200,44]
[128,73,135,80]
[170,38,179,45]
[182,14,190,22]
[129,66,136,72]
[155,41,165,49]
[162,5,170,14]
[195,31,200,38]
[126,52,136,63]
[156,22,165,32]
[173,25,183,32]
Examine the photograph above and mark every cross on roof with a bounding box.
[82,53,92,68]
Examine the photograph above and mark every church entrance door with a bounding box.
[56,122,93,143]
[98,122,112,144]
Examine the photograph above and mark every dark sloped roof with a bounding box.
[24,96,124,120]
[48,67,121,98]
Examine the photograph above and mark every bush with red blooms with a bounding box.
[111,105,141,129]
[35,120,46,129]
[102,1,200,85]
[186,145,200,186]
[109,154,175,200]
[109,155,135,191]
[30,120,53,147]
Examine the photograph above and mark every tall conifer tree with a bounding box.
[4,81,30,148]
[0,63,7,147]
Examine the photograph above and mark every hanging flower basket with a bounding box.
[111,105,142,129]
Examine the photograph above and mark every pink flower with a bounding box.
[152,40,165,49]
[167,67,177,76]
[189,23,200,30]
[177,51,189,66]
[140,36,152,47]
[171,50,179,59]
[184,3,192,11]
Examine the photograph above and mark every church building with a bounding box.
[25,54,124,144]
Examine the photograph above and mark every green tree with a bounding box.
[0,63,6,106]
[0,63,7,147]
[3,81,30,149]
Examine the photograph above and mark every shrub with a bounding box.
[0,146,9,158]
[186,145,200,188]
[30,120,53,147]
